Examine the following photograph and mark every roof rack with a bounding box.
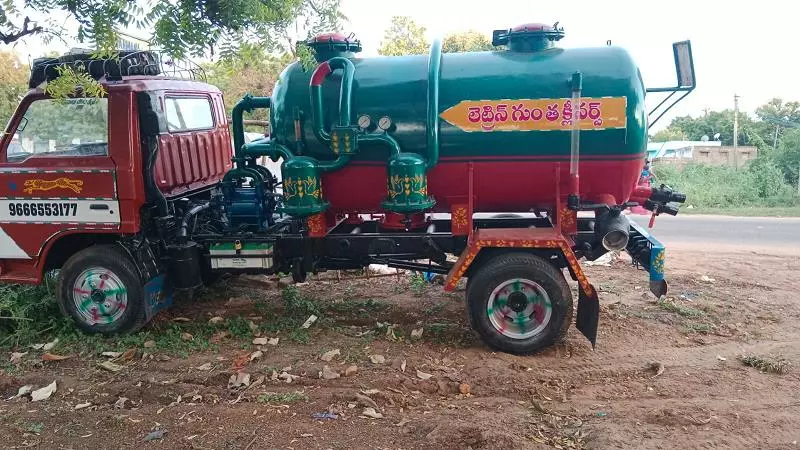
[28,49,207,89]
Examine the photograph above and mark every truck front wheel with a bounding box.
[466,252,573,355]
[56,245,147,335]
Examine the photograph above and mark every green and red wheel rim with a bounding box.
[72,266,128,325]
[486,278,552,339]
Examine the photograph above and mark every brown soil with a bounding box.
[2,246,799,449]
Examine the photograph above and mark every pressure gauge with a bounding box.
[378,116,393,131]
[357,114,371,130]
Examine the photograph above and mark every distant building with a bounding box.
[116,31,151,51]
[648,140,757,169]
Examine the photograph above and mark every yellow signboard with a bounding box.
[439,97,627,133]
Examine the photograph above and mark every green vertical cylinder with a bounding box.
[281,157,328,216]
[381,153,435,213]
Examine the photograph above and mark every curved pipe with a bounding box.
[426,38,443,170]
[178,202,211,239]
[232,94,271,162]
[241,142,295,162]
[359,133,401,157]
[309,57,355,145]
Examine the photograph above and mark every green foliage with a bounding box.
[442,30,495,53]
[653,162,796,208]
[0,50,27,128]
[0,276,67,348]
[650,127,687,142]
[776,129,800,187]
[378,16,429,56]
[43,66,106,102]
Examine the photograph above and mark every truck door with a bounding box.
[0,96,119,261]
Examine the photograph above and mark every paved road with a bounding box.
[627,213,800,252]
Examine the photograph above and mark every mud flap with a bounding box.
[144,274,173,321]
[576,283,599,349]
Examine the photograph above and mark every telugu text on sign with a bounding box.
[439,97,627,133]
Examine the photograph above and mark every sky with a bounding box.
[6,0,798,131]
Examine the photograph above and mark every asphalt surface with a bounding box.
[627,213,800,252]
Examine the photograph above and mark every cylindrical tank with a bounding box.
[268,24,647,213]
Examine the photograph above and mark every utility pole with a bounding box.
[733,94,739,169]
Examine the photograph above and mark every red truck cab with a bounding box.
[0,54,233,331]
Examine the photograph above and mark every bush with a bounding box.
[0,275,69,348]
[652,160,797,208]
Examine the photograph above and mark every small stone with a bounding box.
[391,357,407,372]
[361,407,383,419]
[228,372,251,389]
[101,351,122,358]
[321,365,340,380]
[143,340,156,349]
[345,365,358,377]
[196,363,212,371]
[369,354,386,364]
[156,355,171,362]
[74,402,92,410]
[226,296,252,307]
[267,337,280,346]
[410,328,424,339]
[252,337,269,345]
[320,349,340,362]
[416,370,433,380]
[209,316,224,324]
[459,383,471,395]
[250,350,263,361]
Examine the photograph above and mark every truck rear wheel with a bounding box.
[466,252,573,355]
[56,245,147,335]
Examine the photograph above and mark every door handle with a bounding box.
[90,204,109,210]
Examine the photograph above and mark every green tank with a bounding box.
[269,24,646,162]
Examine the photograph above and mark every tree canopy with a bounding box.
[0,50,27,127]
[442,30,495,53]
[0,0,342,58]
[378,16,428,56]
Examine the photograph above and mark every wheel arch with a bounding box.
[40,230,124,275]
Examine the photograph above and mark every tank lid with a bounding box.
[306,32,362,54]
[492,22,565,52]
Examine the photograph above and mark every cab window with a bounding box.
[6,97,109,163]
[165,97,215,132]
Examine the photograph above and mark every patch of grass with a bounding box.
[739,354,790,374]
[685,323,714,334]
[0,277,68,349]
[257,391,308,404]
[287,328,310,344]
[225,316,255,340]
[657,299,705,318]
[423,302,446,316]
[409,274,428,297]
[282,285,321,318]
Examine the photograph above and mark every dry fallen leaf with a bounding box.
[9,352,28,363]
[101,351,123,358]
[74,402,92,410]
[98,360,124,372]
[42,352,72,361]
[321,349,340,362]
[30,381,57,402]
[172,317,191,322]
[181,332,194,342]
[42,338,59,351]
[416,370,433,380]
[195,362,213,371]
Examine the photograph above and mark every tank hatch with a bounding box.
[306,32,362,62]
[492,22,565,52]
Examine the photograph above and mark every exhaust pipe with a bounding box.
[594,208,630,251]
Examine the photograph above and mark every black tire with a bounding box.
[56,245,147,335]
[466,252,573,355]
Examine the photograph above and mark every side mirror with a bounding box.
[17,117,28,133]
[673,41,696,89]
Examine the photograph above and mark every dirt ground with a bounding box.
[2,245,799,449]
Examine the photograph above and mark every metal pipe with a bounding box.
[309,57,355,145]
[241,141,294,162]
[178,203,211,238]
[232,94,271,163]
[569,72,583,200]
[426,38,443,170]
[359,132,401,157]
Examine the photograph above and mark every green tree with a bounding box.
[378,16,428,56]
[0,51,28,128]
[442,30,494,53]
[776,128,800,190]
[755,98,800,148]
[1,0,342,58]
[650,127,687,142]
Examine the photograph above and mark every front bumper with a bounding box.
[625,217,667,297]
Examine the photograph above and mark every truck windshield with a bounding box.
[7,97,108,162]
